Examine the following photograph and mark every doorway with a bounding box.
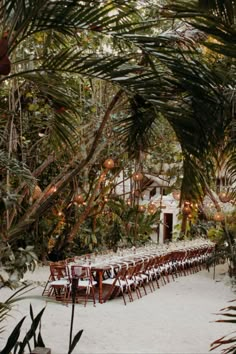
[163,213,173,242]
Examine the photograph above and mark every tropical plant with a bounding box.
[0,243,38,284]
[0,284,39,352]
[0,284,83,354]
[1,305,46,354]
[0,0,156,277]
[206,211,236,275]
[1,0,236,280]
[210,300,236,353]
[103,197,160,247]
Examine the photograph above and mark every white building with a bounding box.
[115,170,181,244]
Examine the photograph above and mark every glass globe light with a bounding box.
[182,205,191,215]
[218,190,231,203]
[213,211,224,222]
[132,172,144,181]
[138,205,146,212]
[103,158,115,169]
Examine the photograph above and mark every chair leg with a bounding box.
[126,284,134,302]
[120,286,127,305]
[90,285,96,307]
[154,273,160,289]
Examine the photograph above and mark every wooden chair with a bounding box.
[143,257,159,291]
[132,260,149,297]
[124,263,140,302]
[42,261,67,297]
[154,254,168,285]
[46,264,70,302]
[102,265,128,305]
[70,265,97,306]
[172,250,188,277]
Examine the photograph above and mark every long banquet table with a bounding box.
[67,238,215,304]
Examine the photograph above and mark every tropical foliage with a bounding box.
[0,0,235,281]
[0,284,83,353]
[210,300,236,353]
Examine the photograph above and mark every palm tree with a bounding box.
[1,0,235,275]
[0,0,156,272]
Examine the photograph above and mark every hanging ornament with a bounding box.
[213,211,224,222]
[182,201,191,215]
[74,194,84,205]
[148,202,157,214]
[126,198,131,206]
[138,205,146,212]
[103,158,115,169]
[132,171,144,181]
[218,190,231,203]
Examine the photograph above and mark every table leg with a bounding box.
[97,269,104,304]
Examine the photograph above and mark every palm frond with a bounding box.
[20,72,82,150]
[211,299,236,353]
[198,0,236,25]
[116,94,158,158]
[1,0,154,52]
[0,150,35,188]
[163,1,236,58]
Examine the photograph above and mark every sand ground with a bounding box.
[0,263,236,354]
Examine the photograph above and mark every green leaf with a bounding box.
[68,329,83,354]
[18,306,46,354]
[0,316,26,354]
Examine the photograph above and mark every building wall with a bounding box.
[115,171,181,244]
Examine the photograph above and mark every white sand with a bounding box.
[0,263,236,354]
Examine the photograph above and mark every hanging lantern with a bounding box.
[182,201,191,215]
[172,189,181,201]
[32,185,42,200]
[148,202,157,214]
[126,198,131,206]
[138,205,146,213]
[74,194,84,204]
[213,211,224,222]
[218,190,231,203]
[103,158,115,169]
[132,171,144,181]
[182,206,191,215]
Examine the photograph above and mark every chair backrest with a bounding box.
[71,265,90,279]
[134,260,144,274]
[50,264,69,280]
[113,265,128,284]
[144,257,153,270]
[125,264,136,280]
